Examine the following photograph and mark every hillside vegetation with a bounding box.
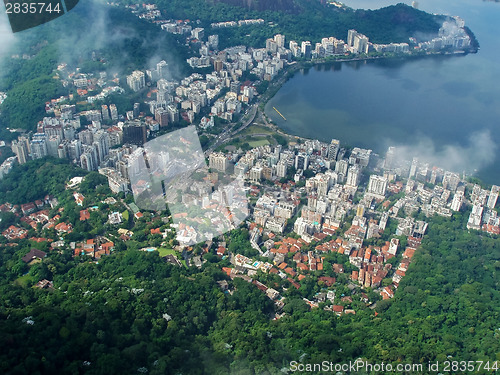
[0,158,498,374]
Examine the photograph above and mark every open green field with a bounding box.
[14,274,34,287]
[158,247,176,257]
[239,125,275,136]
[122,210,129,221]
[248,138,270,147]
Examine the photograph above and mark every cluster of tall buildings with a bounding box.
[10,112,151,179]
[346,30,410,55]
[146,60,169,82]
[467,184,500,233]
[347,29,370,54]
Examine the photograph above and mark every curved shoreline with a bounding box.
[260,47,474,105]
[257,49,474,142]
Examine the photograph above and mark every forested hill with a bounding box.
[215,0,302,13]
[0,159,497,373]
[362,214,500,364]
[150,0,443,44]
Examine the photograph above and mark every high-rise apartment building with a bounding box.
[367,175,388,197]
[11,136,30,164]
[126,71,145,92]
[123,123,147,146]
[209,152,228,172]
[346,165,361,187]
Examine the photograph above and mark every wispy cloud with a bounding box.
[0,9,17,75]
[388,130,497,174]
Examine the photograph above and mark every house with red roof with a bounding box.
[216,246,226,257]
[318,276,336,287]
[80,209,90,221]
[332,305,344,316]
[55,222,73,234]
[73,192,85,206]
[2,225,28,240]
[287,277,300,289]
[21,202,36,215]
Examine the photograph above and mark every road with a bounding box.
[204,103,258,155]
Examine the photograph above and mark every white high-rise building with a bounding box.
[30,134,48,160]
[80,146,98,171]
[335,159,348,175]
[12,136,30,164]
[442,171,460,191]
[322,37,335,56]
[451,191,464,211]
[346,165,361,187]
[466,204,483,230]
[295,153,309,170]
[46,135,61,157]
[276,160,287,178]
[409,157,418,179]
[208,35,219,49]
[93,131,110,164]
[156,60,168,79]
[328,139,340,160]
[301,41,312,58]
[209,152,228,172]
[385,146,396,170]
[250,166,263,182]
[367,175,388,197]
[347,29,357,47]
[274,34,285,48]
[126,71,145,92]
[353,34,369,54]
[317,175,330,197]
[487,185,500,209]
[109,104,119,120]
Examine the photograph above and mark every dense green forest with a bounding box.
[0,158,85,204]
[150,0,443,48]
[362,214,500,365]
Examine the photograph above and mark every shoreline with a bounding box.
[255,49,474,144]
[259,47,475,107]
[243,48,491,183]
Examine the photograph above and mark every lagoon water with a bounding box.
[265,0,500,184]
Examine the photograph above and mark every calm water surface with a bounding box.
[265,0,500,184]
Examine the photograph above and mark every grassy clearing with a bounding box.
[158,247,176,257]
[240,125,274,136]
[248,138,270,147]
[122,210,130,221]
[14,274,34,287]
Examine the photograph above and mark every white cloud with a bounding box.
[388,130,497,174]
[0,9,17,70]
